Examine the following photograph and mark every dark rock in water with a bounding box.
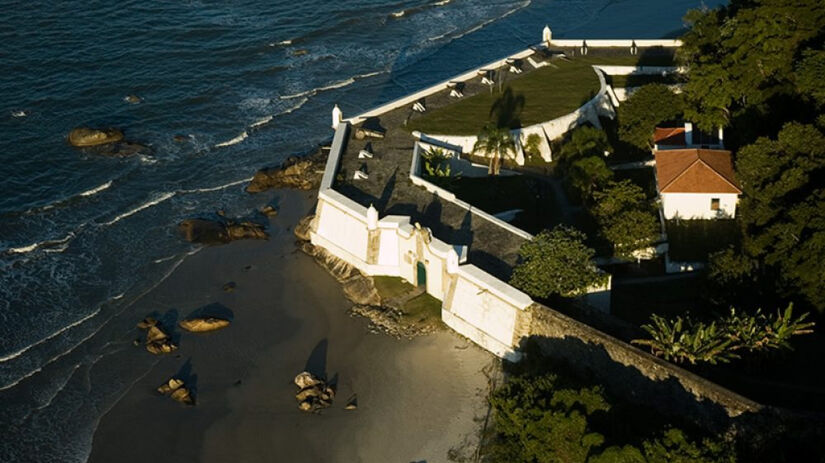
[260,205,278,217]
[68,127,123,147]
[246,156,325,193]
[226,220,268,241]
[234,379,243,386]
[103,141,152,157]
[178,218,268,245]
[124,94,142,104]
[223,281,236,292]
[179,219,227,244]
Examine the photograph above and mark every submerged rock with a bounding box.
[178,218,268,245]
[223,281,237,292]
[68,127,123,147]
[179,317,230,333]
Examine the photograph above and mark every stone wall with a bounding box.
[527,304,762,429]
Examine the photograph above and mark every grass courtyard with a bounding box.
[406,60,600,135]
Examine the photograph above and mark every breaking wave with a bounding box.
[102,192,176,226]
[4,231,77,255]
[0,308,101,366]
[279,70,386,100]
[215,131,248,148]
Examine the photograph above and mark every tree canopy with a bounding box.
[592,180,660,259]
[510,226,606,299]
[679,0,825,141]
[617,84,684,151]
[679,0,825,313]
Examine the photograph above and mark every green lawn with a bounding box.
[401,292,443,327]
[373,276,414,301]
[407,61,600,135]
[607,73,682,88]
[666,219,740,262]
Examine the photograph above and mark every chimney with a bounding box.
[684,122,693,146]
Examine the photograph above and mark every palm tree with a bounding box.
[473,125,516,176]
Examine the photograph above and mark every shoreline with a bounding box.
[87,187,496,462]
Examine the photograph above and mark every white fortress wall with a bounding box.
[549,39,682,47]
[593,65,681,76]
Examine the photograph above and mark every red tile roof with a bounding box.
[653,127,686,146]
[655,149,741,194]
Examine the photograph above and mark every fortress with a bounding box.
[302,27,762,428]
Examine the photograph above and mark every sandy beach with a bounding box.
[87,188,495,463]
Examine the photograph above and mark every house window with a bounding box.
[710,198,720,211]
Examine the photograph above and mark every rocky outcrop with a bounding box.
[178,218,268,245]
[294,220,437,339]
[179,317,230,333]
[342,277,381,307]
[68,127,124,147]
[68,127,152,157]
[293,215,314,242]
[246,155,326,193]
[294,371,335,412]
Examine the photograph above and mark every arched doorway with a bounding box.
[416,261,427,288]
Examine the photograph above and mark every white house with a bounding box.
[654,148,741,219]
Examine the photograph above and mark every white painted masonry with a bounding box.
[661,192,738,219]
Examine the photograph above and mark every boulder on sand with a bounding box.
[68,127,124,147]
[170,386,194,405]
[294,371,322,389]
[146,339,178,355]
[178,218,268,245]
[294,371,335,412]
[179,317,230,333]
[157,378,185,395]
[146,325,169,343]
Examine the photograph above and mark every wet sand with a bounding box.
[87,189,495,463]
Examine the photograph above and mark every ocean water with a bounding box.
[0,0,721,461]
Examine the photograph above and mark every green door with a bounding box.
[416,262,427,287]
